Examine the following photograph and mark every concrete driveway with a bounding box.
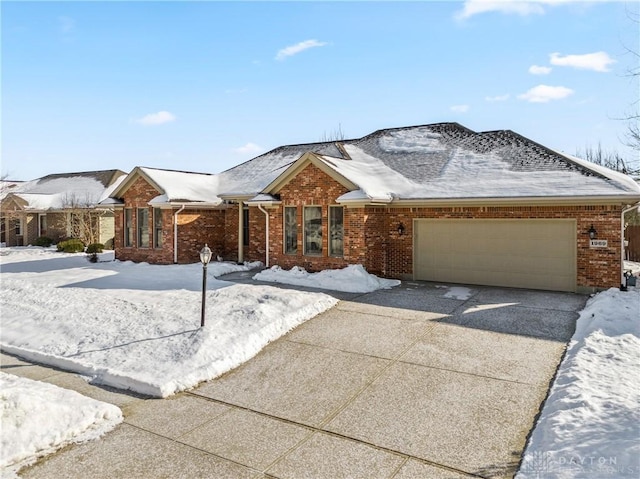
[6,277,587,479]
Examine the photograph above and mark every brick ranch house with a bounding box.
[0,170,127,247]
[107,123,640,293]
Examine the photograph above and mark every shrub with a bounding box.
[34,236,53,247]
[56,239,85,253]
[86,243,104,254]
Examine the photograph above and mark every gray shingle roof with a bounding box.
[221,122,638,200]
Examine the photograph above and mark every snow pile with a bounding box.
[518,287,640,478]
[209,260,262,277]
[253,264,401,293]
[435,285,474,300]
[0,248,337,398]
[624,260,640,276]
[1,373,122,478]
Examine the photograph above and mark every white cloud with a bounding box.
[135,111,176,126]
[276,39,327,61]
[450,105,470,113]
[455,0,594,20]
[456,1,545,19]
[518,84,574,103]
[550,51,616,72]
[485,94,510,102]
[529,65,552,75]
[234,142,263,155]
[58,16,74,33]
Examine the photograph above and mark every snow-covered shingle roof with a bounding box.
[106,122,640,206]
[106,167,221,205]
[139,167,220,203]
[244,122,640,202]
[2,170,127,211]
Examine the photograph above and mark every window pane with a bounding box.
[243,208,249,247]
[154,208,162,248]
[39,215,47,236]
[284,207,297,254]
[124,209,132,247]
[304,207,322,255]
[329,207,344,257]
[137,208,149,248]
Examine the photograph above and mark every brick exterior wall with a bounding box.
[113,176,227,264]
[262,163,355,271]
[224,205,240,261]
[175,209,226,263]
[234,163,624,291]
[109,166,624,291]
[380,204,622,290]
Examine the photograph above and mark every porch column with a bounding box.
[238,201,244,263]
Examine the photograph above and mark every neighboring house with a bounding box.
[0,170,127,247]
[0,180,25,244]
[109,123,640,293]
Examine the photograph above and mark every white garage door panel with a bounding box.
[414,219,576,292]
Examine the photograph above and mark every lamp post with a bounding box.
[199,243,212,327]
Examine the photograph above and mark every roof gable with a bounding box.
[110,167,165,199]
[110,167,221,204]
[263,153,358,195]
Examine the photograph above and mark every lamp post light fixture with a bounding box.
[588,224,597,240]
[199,243,212,327]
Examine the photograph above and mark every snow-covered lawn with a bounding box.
[518,287,640,478]
[0,373,122,478]
[0,247,341,398]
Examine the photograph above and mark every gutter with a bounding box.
[621,203,640,287]
[390,195,640,208]
[257,204,270,268]
[173,204,186,263]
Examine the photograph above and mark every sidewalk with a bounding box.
[4,280,584,479]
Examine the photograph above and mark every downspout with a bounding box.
[621,203,639,287]
[173,204,186,264]
[257,204,269,268]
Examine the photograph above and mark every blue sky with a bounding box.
[2,0,638,180]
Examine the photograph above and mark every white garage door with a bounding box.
[414,219,576,292]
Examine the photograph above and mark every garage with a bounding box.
[413,219,577,292]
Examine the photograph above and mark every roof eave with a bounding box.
[389,194,640,207]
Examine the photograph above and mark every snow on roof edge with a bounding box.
[551,150,640,194]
